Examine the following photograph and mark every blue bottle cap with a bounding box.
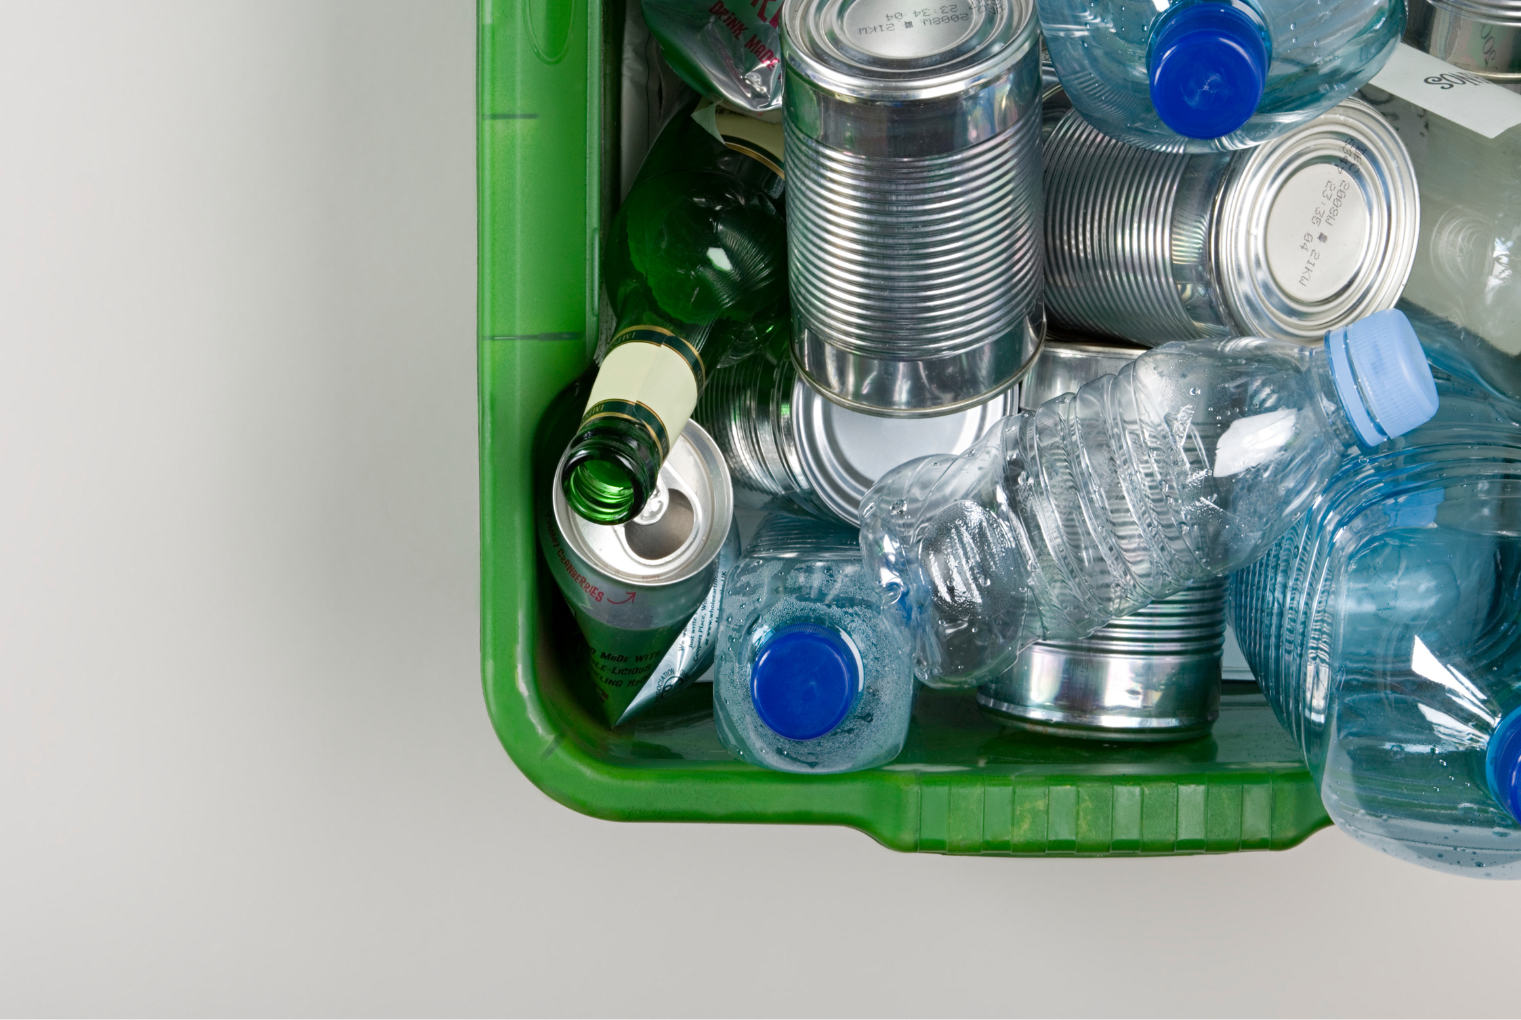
[750,623,861,741]
[1148,2,1269,140]
[1485,707,1521,825]
[1324,309,1441,447]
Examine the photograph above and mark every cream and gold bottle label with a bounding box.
[582,328,703,457]
[692,99,786,177]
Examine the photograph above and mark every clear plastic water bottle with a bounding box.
[1040,0,1404,152]
[714,515,915,774]
[1230,369,1521,875]
[860,309,1439,688]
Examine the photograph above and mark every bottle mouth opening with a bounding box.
[563,454,645,526]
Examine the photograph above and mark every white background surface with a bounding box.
[1,2,1518,1015]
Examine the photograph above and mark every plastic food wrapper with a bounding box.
[642,0,784,116]
[616,520,743,725]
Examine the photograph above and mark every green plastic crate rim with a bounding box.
[476,0,1333,854]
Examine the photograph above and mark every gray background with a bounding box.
[0,1,1516,1015]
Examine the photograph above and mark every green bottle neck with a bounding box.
[562,414,663,526]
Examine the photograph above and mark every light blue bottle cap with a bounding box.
[751,623,860,741]
[1148,2,1268,140]
[1485,707,1521,826]
[1324,309,1440,448]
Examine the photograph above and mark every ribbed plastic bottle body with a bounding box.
[861,338,1357,687]
[713,516,915,774]
[1231,374,1521,875]
[1041,0,1403,152]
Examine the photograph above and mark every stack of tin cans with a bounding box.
[536,0,1493,755]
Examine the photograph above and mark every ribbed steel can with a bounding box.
[1044,97,1420,347]
[694,352,1015,525]
[541,421,735,724]
[781,0,1045,416]
[976,340,1228,741]
[1407,0,1521,91]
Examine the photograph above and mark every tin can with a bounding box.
[781,0,1045,416]
[695,352,1016,525]
[1407,0,1521,92]
[542,421,735,725]
[976,339,1228,740]
[1043,97,1420,346]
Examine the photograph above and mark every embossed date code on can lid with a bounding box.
[785,0,1033,96]
[1263,163,1373,305]
[837,0,984,61]
[1217,98,1419,343]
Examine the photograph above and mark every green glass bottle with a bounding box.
[560,103,788,525]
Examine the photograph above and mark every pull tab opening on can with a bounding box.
[624,485,697,563]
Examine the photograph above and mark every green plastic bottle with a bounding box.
[560,103,788,525]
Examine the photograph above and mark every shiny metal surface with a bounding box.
[1017,339,1146,408]
[1044,97,1419,346]
[976,340,1228,739]
[794,377,1016,523]
[783,0,1045,415]
[694,354,1015,524]
[977,580,1228,740]
[552,421,734,621]
[1407,0,1521,89]
[692,353,836,521]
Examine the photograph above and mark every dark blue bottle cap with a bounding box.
[1486,707,1521,825]
[1148,2,1269,140]
[750,623,861,741]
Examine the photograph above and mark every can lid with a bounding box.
[783,0,1036,101]
[1148,2,1268,140]
[1324,309,1439,446]
[1486,706,1521,826]
[751,623,862,741]
[552,421,735,587]
[1217,98,1420,343]
[794,377,1015,525]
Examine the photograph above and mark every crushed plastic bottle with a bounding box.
[860,309,1439,688]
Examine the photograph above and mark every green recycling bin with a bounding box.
[476,0,1332,855]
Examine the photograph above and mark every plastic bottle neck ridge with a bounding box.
[1147,1,1269,140]
[1323,309,1440,448]
[1486,708,1521,826]
[750,623,862,741]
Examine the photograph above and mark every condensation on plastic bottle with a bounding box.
[860,310,1439,688]
[713,515,915,774]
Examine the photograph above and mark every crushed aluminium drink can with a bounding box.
[541,420,735,725]
[616,520,741,725]
[642,0,787,114]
